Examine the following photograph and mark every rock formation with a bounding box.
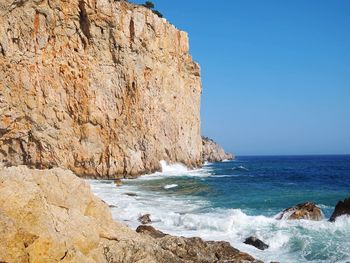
[277,202,324,221]
[0,0,203,178]
[0,166,261,263]
[202,136,234,162]
[244,236,269,250]
[138,213,151,224]
[329,197,350,222]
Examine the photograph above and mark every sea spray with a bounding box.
[89,155,350,262]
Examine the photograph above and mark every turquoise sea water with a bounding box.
[90,155,350,263]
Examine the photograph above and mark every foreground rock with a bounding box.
[136,225,167,238]
[0,0,202,178]
[0,166,261,263]
[329,197,350,222]
[137,227,262,263]
[277,202,324,221]
[244,236,269,250]
[202,136,234,162]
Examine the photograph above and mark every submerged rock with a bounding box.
[202,136,234,163]
[329,197,350,222]
[277,202,324,221]
[124,192,138,197]
[114,179,123,186]
[138,214,152,224]
[0,166,261,263]
[244,236,269,250]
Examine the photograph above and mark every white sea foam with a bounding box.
[135,161,213,180]
[232,165,249,171]
[160,160,188,174]
[88,162,350,263]
[164,184,178,189]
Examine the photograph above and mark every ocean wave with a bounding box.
[89,178,350,263]
[232,165,249,171]
[135,161,213,180]
[164,184,178,189]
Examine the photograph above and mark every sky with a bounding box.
[132,0,350,155]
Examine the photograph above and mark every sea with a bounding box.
[89,155,350,263]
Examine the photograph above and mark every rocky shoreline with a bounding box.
[1,165,349,263]
[0,166,260,263]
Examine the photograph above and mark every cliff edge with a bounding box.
[0,0,202,178]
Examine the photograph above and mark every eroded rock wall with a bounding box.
[0,0,202,178]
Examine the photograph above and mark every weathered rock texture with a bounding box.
[202,136,234,162]
[329,197,350,222]
[0,0,202,178]
[0,166,261,263]
[277,202,324,221]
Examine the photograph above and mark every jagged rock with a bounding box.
[139,226,262,263]
[114,179,123,186]
[277,202,324,221]
[136,225,167,238]
[244,236,269,250]
[0,166,261,263]
[202,136,234,163]
[329,197,350,222]
[0,0,202,178]
[138,214,152,224]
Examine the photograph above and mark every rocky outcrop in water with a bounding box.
[277,202,324,221]
[0,166,261,263]
[138,213,151,224]
[202,136,234,162]
[329,197,350,222]
[244,236,269,250]
[0,0,202,178]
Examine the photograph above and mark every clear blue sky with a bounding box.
[133,0,350,155]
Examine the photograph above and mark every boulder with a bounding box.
[140,227,263,263]
[136,225,167,238]
[244,236,269,250]
[277,202,324,221]
[138,214,152,224]
[329,197,350,222]
[0,166,262,263]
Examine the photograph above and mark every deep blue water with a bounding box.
[202,155,350,217]
[132,155,350,218]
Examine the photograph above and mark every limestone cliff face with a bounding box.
[0,0,202,178]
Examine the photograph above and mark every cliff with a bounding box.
[202,136,234,162]
[0,0,202,178]
[0,166,261,263]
